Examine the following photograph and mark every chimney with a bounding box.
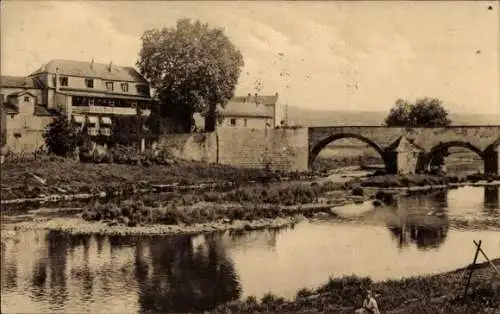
[90,58,94,69]
[254,92,258,104]
[247,92,251,102]
[108,61,113,72]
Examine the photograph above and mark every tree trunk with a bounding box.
[205,104,217,132]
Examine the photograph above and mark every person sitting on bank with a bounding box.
[355,290,380,314]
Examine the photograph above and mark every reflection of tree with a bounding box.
[484,186,499,211]
[31,251,47,298]
[228,227,282,248]
[386,193,449,250]
[137,235,241,313]
[1,241,18,291]
[46,231,69,308]
[430,189,448,209]
[388,222,449,250]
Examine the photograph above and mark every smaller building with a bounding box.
[192,93,279,131]
[231,93,279,128]
[1,93,57,154]
[385,136,425,175]
[217,100,274,129]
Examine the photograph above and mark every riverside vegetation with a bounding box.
[209,259,500,314]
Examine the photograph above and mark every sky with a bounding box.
[1,1,499,115]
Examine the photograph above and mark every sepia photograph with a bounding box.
[1,1,499,313]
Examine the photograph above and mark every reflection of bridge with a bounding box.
[308,126,500,174]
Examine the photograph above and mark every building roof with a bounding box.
[2,103,19,115]
[387,136,424,152]
[232,93,279,106]
[219,101,273,118]
[7,90,37,98]
[0,76,37,88]
[1,103,57,116]
[34,105,58,116]
[29,59,148,83]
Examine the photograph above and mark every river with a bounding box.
[1,186,499,313]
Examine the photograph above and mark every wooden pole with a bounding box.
[473,240,500,280]
[463,240,481,300]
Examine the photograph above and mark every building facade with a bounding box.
[0,59,152,153]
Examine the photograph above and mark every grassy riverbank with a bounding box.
[211,259,500,314]
[0,157,314,201]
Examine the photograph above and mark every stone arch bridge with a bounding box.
[308,126,500,175]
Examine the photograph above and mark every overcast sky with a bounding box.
[1,1,499,115]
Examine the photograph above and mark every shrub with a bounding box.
[296,288,314,299]
[351,186,364,196]
[43,115,83,158]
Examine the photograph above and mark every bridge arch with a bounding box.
[309,133,386,168]
[422,141,484,173]
[484,138,500,153]
[483,138,500,175]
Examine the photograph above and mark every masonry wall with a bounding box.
[217,128,308,171]
[155,132,217,164]
[155,128,309,172]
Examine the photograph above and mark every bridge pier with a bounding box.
[483,145,499,175]
[384,137,424,175]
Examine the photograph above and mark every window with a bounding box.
[59,76,68,87]
[106,82,114,91]
[73,96,85,106]
[24,96,30,102]
[121,83,129,92]
[230,118,236,126]
[136,84,149,95]
[109,99,115,106]
[85,79,94,88]
[244,118,248,127]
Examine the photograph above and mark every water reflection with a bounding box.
[386,190,449,250]
[1,186,499,313]
[138,234,241,313]
[484,186,499,210]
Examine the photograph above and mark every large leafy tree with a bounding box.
[43,115,82,157]
[385,97,452,171]
[137,19,244,133]
[385,97,451,127]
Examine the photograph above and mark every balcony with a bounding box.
[72,105,150,116]
[100,128,112,136]
[87,128,99,136]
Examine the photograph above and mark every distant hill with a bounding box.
[284,106,500,127]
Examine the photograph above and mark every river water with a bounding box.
[1,186,499,313]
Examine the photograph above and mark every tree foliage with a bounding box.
[43,115,82,157]
[385,98,451,127]
[137,18,244,133]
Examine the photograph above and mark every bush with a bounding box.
[43,115,83,157]
[351,186,364,196]
[296,288,314,299]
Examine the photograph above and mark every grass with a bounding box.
[82,200,305,227]
[80,180,352,226]
[210,259,500,313]
[0,155,315,201]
